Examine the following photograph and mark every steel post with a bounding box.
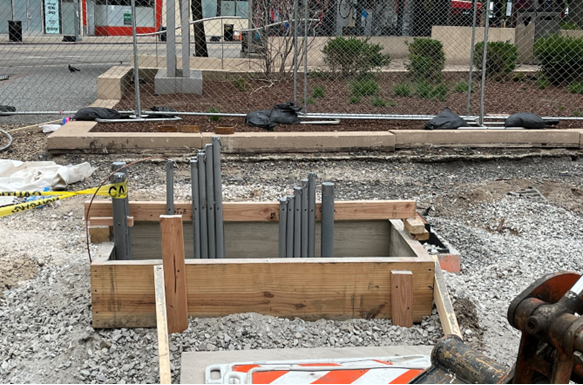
[307,172,316,257]
[321,182,335,258]
[205,144,216,259]
[165,0,176,77]
[479,0,491,126]
[130,0,141,117]
[111,161,131,258]
[303,0,308,114]
[166,159,175,215]
[466,0,479,117]
[212,137,225,259]
[301,178,308,257]
[293,187,302,258]
[293,0,299,104]
[197,151,209,259]
[286,196,294,258]
[110,172,130,260]
[190,158,201,259]
[278,198,288,258]
[180,0,190,77]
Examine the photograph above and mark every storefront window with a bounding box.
[94,0,155,27]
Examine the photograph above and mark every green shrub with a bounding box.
[349,77,379,97]
[312,85,326,98]
[454,81,474,93]
[393,82,412,97]
[568,82,583,94]
[207,107,221,122]
[473,41,518,79]
[534,35,583,84]
[406,38,446,82]
[416,81,449,101]
[537,76,549,89]
[511,72,526,82]
[349,96,361,104]
[371,97,387,107]
[560,22,580,30]
[233,77,249,92]
[322,36,391,77]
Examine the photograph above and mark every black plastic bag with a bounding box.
[0,105,16,114]
[245,101,302,131]
[504,113,546,129]
[149,106,177,118]
[425,108,469,130]
[74,107,121,121]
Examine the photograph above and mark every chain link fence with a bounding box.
[1,0,583,126]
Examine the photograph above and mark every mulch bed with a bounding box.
[94,72,583,133]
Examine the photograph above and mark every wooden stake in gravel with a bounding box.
[160,215,188,333]
[154,265,172,384]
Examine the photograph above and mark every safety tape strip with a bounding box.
[0,180,128,218]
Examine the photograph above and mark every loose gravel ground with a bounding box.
[1,129,583,383]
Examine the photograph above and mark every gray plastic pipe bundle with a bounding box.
[278,174,321,258]
[187,138,225,259]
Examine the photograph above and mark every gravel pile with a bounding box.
[0,144,582,383]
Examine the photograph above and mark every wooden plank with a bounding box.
[405,228,430,241]
[89,225,111,243]
[432,255,462,338]
[130,221,391,260]
[90,216,135,227]
[160,215,188,334]
[91,257,434,328]
[403,217,425,234]
[391,271,413,327]
[154,265,172,384]
[85,200,417,223]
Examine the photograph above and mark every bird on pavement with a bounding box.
[68,64,80,73]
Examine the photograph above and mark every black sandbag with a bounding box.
[425,108,469,130]
[74,107,121,121]
[245,109,276,131]
[0,105,16,114]
[269,101,302,125]
[504,112,546,129]
[149,106,177,118]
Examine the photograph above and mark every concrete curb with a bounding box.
[47,120,583,154]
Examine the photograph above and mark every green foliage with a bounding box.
[415,81,449,101]
[454,81,474,93]
[312,85,326,98]
[534,35,583,85]
[388,100,397,107]
[322,36,391,77]
[560,22,581,30]
[349,96,361,104]
[393,82,413,97]
[568,82,583,94]
[308,69,329,79]
[349,77,380,97]
[371,97,387,107]
[302,97,316,105]
[537,76,550,89]
[207,107,221,122]
[233,77,249,92]
[406,38,446,82]
[473,41,518,79]
[511,72,526,82]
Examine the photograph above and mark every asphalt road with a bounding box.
[0,41,242,125]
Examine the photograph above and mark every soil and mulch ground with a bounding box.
[93,72,583,133]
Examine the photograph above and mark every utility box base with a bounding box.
[154,68,203,95]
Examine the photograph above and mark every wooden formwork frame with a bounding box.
[87,200,460,337]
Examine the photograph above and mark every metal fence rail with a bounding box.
[2,0,583,124]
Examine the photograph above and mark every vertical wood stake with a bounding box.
[391,270,413,327]
[154,265,172,384]
[160,215,188,333]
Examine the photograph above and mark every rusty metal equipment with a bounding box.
[412,271,583,384]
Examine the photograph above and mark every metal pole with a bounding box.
[166,159,174,215]
[131,0,142,118]
[479,0,491,126]
[111,162,131,259]
[205,144,216,259]
[286,196,294,258]
[278,198,288,257]
[74,0,81,41]
[301,178,308,257]
[321,182,335,258]
[303,0,309,114]
[166,0,176,77]
[197,151,209,259]
[212,137,225,259]
[293,0,299,104]
[180,0,190,77]
[191,158,201,259]
[307,172,316,257]
[110,172,130,260]
[293,187,302,258]
[466,0,479,117]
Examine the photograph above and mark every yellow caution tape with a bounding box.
[0,180,128,218]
